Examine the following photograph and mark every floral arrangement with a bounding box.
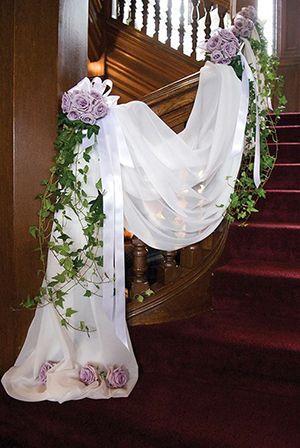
[62,88,108,125]
[231,6,257,39]
[39,361,129,389]
[23,79,110,334]
[205,28,240,65]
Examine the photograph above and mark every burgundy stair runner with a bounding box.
[1,113,299,448]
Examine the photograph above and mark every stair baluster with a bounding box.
[128,0,137,27]
[165,0,172,46]
[141,0,149,34]
[153,0,160,40]
[180,243,202,269]
[130,236,150,298]
[191,0,200,59]
[117,0,125,23]
[157,250,178,284]
[218,5,228,29]
[204,0,213,41]
[178,0,185,53]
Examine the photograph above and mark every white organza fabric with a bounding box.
[2,61,244,403]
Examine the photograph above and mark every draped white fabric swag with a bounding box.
[2,61,246,403]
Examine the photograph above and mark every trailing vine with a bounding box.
[23,113,106,335]
[224,21,287,224]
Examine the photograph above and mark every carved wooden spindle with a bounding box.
[153,0,160,40]
[165,0,172,46]
[204,0,213,41]
[128,0,137,27]
[218,5,227,29]
[141,0,149,34]
[130,236,150,298]
[180,243,202,269]
[178,0,185,53]
[157,250,178,284]
[191,0,200,59]
[117,0,125,22]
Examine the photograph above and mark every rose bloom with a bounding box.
[230,26,240,38]
[38,361,57,384]
[93,100,108,119]
[72,93,91,112]
[234,15,245,31]
[90,89,103,101]
[240,26,252,38]
[79,364,98,385]
[210,49,230,65]
[80,112,96,125]
[106,366,129,389]
[240,6,257,22]
[206,33,222,52]
[61,92,72,113]
[219,28,236,42]
[223,41,238,59]
[67,109,80,121]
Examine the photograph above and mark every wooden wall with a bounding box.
[277,0,300,111]
[0,0,88,373]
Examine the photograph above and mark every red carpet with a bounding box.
[1,113,300,447]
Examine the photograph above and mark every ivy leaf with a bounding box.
[65,308,77,318]
[29,226,38,238]
[135,294,144,303]
[84,290,92,298]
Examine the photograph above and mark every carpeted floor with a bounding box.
[1,113,299,448]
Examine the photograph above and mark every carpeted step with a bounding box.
[224,222,300,262]
[130,307,300,384]
[1,376,300,448]
[265,163,300,189]
[249,190,300,223]
[268,143,300,163]
[272,125,300,143]
[273,112,300,126]
[212,259,300,311]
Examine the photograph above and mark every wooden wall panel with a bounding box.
[277,0,300,111]
[0,0,88,373]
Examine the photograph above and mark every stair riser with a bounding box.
[212,271,300,308]
[131,328,300,383]
[273,113,300,126]
[250,192,300,223]
[224,226,300,262]
[268,143,300,163]
[272,126,300,143]
[265,165,300,190]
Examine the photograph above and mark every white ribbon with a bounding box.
[232,54,261,188]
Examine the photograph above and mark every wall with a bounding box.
[0,0,88,373]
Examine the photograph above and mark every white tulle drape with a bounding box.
[2,60,247,403]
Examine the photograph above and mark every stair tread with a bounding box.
[216,259,300,279]
[233,222,300,230]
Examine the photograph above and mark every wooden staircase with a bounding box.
[89,0,232,325]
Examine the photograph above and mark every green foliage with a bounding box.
[224,24,286,224]
[23,113,106,334]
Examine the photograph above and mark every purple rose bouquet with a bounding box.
[62,87,108,125]
[205,29,240,65]
[231,6,257,39]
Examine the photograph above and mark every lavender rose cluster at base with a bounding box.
[62,88,108,125]
[38,361,129,390]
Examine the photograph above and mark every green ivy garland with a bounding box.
[224,24,286,224]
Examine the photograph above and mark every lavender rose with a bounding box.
[80,112,96,125]
[240,6,257,22]
[206,33,222,52]
[223,41,239,59]
[90,89,103,101]
[61,92,72,113]
[67,109,81,121]
[219,28,237,42]
[106,366,129,389]
[234,15,245,31]
[79,364,98,385]
[72,93,91,112]
[240,26,252,38]
[210,50,228,65]
[93,100,108,119]
[38,361,57,384]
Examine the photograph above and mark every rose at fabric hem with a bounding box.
[38,361,58,385]
[106,366,129,389]
[79,364,99,385]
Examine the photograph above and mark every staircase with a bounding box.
[1,113,299,447]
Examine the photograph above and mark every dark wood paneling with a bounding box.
[0,0,88,373]
[277,0,300,111]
